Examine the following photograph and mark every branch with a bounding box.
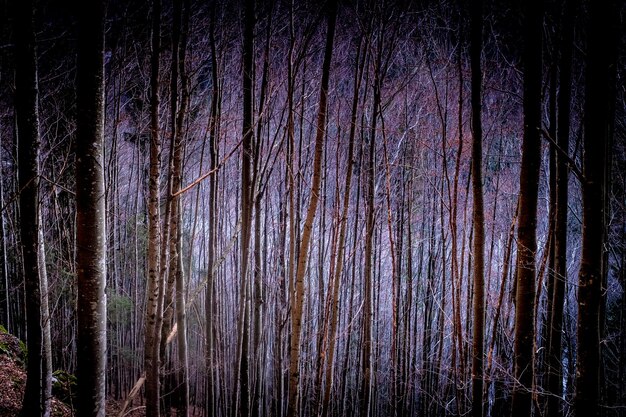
[540,127,585,183]
[116,325,178,417]
[171,138,242,197]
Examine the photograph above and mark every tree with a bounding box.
[205,4,221,415]
[470,0,485,415]
[144,0,163,414]
[14,1,52,415]
[320,35,365,417]
[235,0,255,415]
[287,3,337,416]
[172,1,191,414]
[575,1,618,416]
[75,0,107,415]
[546,1,574,416]
[511,0,542,415]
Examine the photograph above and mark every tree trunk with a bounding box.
[0,133,8,332]
[144,0,162,414]
[546,1,574,416]
[287,4,337,416]
[320,36,364,417]
[75,0,107,415]
[236,0,255,414]
[14,1,52,415]
[511,0,542,415]
[173,1,191,414]
[205,5,220,415]
[470,0,485,415]
[575,1,618,416]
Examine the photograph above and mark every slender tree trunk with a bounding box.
[144,0,162,414]
[575,1,618,415]
[173,2,190,414]
[511,0,542,415]
[159,2,183,405]
[15,1,52,415]
[320,37,364,417]
[236,0,255,414]
[0,126,8,332]
[252,10,272,414]
[287,4,336,416]
[206,6,220,415]
[546,2,574,415]
[75,0,107,415]
[470,0,485,415]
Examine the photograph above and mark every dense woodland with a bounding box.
[0,0,625,416]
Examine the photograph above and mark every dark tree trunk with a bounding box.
[236,0,255,415]
[546,1,574,416]
[14,1,52,415]
[575,1,618,416]
[75,0,107,415]
[470,0,485,415]
[205,5,220,415]
[511,0,542,415]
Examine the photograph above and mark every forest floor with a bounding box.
[0,330,144,417]
[0,330,72,417]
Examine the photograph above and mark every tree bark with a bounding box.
[546,1,574,416]
[15,1,52,415]
[75,0,107,415]
[575,1,618,416]
[320,36,364,417]
[173,1,191,414]
[287,4,337,416]
[511,0,542,415]
[144,0,162,414]
[470,0,485,415]
[205,5,220,415]
[235,0,255,414]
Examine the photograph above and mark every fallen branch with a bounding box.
[116,325,178,417]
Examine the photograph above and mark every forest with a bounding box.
[0,0,624,416]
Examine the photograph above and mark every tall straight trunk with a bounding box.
[144,0,162,414]
[470,0,485,415]
[159,0,182,390]
[320,37,364,417]
[206,5,220,415]
[0,151,7,332]
[175,213,189,417]
[546,1,574,415]
[287,4,336,416]
[75,0,107,415]
[173,1,190,414]
[14,1,52,415]
[252,10,272,415]
[236,0,255,414]
[575,1,618,416]
[511,0,542,415]
[361,74,378,417]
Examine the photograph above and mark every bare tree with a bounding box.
[470,0,485,415]
[575,1,619,416]
[546,1,575,416]
[511,0,542,415]
[14,1,52,415]
[288,3,337,416]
